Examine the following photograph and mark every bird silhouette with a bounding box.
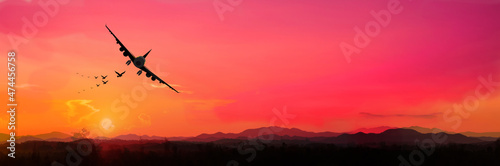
[101,75,108,79]
[96,84,100,87]
[91,87,93,89]
[102,80,108,84]
[94,76,98,79]
[115,71,126,77]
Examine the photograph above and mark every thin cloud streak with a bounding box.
[359,112,442,119]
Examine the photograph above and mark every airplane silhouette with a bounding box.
[102,80,108,84]
[94,76,98,79]
[96,84,100,87]
[115,71,126,77]
[101,75,108,79]
[106,25,179,93]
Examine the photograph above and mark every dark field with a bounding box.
[1,138,500,166]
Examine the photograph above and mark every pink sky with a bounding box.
[0,0,499,137]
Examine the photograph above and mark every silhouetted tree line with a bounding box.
[0,138,499,166]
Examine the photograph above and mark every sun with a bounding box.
[100,118,115,131]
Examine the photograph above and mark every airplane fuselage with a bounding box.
[134,56,146,68]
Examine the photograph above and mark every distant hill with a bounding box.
[460,131,500,138]
[0,126,498,144]
[32,131,72,140]
[0,132,74,143]
[209,128,485,145]
[18,136,44,142]
[187,126,342,142]
[113,134,166,141]
[321,128,484,144]
[403,126,450,134]
[0,133,10,141]
[95,136,111,140]
[166,136,190,141]
[45,137,74,142]
[16,132,73,143]
[349,126,396,134]
[403,126,500,138]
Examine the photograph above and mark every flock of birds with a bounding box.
[76,70,126,94]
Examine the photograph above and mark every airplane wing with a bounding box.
[140,66,179,93]
[106,25,135,61]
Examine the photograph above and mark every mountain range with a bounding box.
[2,126,498,144]
[185,126,343,142]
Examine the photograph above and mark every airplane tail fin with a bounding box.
[144,49,152,58]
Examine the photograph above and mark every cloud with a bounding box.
[150,83,181,88]
[65,100,100,124]
[15,83,39,89]
[178,90,194,94]
[150,84,167,88]
[150,83,193,93]
[138,113,151,126]
[359,112,441,119]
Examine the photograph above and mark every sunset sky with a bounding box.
[0,0,499,137]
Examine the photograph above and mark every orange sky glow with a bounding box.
[0,0,500,137]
